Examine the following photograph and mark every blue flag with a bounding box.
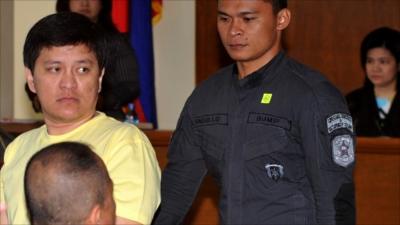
[130,0,157,127]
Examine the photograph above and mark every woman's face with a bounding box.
[69,0,102,22]
[365,47,398,89]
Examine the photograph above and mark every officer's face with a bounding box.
[365,47,398,89]
[217,0,290,68]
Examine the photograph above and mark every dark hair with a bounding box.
[24,142,112,225]
[23,12,108,72]
[56,0,119,33]
[218,0,287,14]
[360,27,400,88]
[266,0,288,14]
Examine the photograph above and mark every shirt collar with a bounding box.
[232,51,285,89]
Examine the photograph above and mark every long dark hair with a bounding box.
[360,27,400,89]
[56,0,119,33]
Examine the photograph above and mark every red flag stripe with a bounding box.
[111,0,129,33]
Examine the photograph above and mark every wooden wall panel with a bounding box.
[195,0,232,85]
[354,153,400,224]
[284,0,400,94]
[196,0,400,95]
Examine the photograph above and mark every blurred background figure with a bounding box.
[346,27,400,137]
[0,128,13,166]
[25,142,115,225]
[26,0,140,121]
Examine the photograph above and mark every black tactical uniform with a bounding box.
[346,85,400,137]
[154,52,355,225]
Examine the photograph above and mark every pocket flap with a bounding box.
[245,133,288,160]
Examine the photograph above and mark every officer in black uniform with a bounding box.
[153,0,355,224]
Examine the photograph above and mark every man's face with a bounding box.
[26,44,103,125]
[217,0,286,65]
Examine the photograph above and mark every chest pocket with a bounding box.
[193,113,228,161]
[199,132,225,179]
[244,131,288,160]
[243,123,292,191]
[245,112,291,159]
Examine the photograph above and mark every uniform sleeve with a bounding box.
[153,101,208,225]
[104,130,161,224]
[300,82,355,225]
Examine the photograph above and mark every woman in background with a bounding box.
[57,0,140,121]
[26,0,139,121]
[346,27,400,136]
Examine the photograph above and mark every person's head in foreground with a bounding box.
[24,141,115,225]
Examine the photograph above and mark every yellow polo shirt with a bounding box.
[0,112,160,224]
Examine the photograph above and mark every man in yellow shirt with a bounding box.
[0,12,160,225]
[25,142,116,225]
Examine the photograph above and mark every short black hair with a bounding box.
[56,0,118,33]
[360,27,400,88]
[23,12,108,72]
[218,0,288,14]
[24,142,112,225]
[265,0,288,14]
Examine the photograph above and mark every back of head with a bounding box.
[23,12,108,72]
[24,142,114,225]
[360,27,400,87]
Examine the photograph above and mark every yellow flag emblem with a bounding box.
[261,93,272,104]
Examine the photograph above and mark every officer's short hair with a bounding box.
[217,0,288,14]
[264,0,288,14]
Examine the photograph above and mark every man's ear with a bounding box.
[86,205,101,225]
[98,68,105,93]
[276,8,291,31]
[25,67,37,94]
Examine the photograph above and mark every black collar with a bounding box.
[232,51,285,89]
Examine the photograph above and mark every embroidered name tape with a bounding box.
[192,114,228,127]
[327,113,353,133]
[248,113,291,130]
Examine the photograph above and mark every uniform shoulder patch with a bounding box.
[332,135,355,167]
[327,113,353,133]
